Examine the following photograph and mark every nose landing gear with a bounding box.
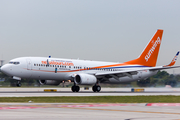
[16,80,21,87]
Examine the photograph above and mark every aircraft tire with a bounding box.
[75,86,80,92]
[92,85,101,92]
[92,85,97,92]
[96,85,101,92]
[71,86,76,92]
[16,83,21,87]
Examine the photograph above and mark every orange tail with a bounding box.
[125,29,163,67]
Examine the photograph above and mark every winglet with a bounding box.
[164,51,179,67]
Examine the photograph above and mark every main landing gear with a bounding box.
[16,80,21,87]
[92,85,101,92]
[71,84,80,92]
[71,83,101,92]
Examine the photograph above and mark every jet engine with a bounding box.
[74,74,97,85]
[39,80,61,86]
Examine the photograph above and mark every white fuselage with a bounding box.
[1,57,158,83]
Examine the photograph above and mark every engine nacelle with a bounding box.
[74,74,97,85]
[39,80,61,86]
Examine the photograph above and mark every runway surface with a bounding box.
[0,103,180,120]
[0,88,180,97]
[1,88,180,120]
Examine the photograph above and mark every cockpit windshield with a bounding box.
[9,62,20,65]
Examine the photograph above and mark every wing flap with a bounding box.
[95,66,180,79]
[95,70,138,77]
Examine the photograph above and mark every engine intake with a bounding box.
[39,80,61,86]
[74,74,97,85]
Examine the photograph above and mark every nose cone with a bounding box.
[1,64,10,75]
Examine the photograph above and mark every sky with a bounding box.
[0,0,180,74]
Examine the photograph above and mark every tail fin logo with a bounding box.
[145,37,161,62]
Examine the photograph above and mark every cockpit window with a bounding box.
[9,62,20,65]
[14,62,20,65]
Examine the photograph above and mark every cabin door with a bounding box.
[26,59,32,70]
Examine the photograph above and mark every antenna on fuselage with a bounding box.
[47,59,49,66]
[47,56,51,66]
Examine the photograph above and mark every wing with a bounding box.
[95,65,180,81]
[95,69,138,79]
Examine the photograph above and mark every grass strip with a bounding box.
[0,96,180,103]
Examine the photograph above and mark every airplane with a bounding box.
[1,29,180,92]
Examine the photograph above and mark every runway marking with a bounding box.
[0,107,42,110]
[0,103,136,109]
[63,107,180,115]
[58,103,136,108]
[1,103,180,116]
[146,103,180,106]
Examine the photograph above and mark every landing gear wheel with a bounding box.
[71,86,76,92]
[16,83,21,87]
[96,85,101,92]
[71,86,80,92]
[16,81,21,87]
[75,86,80,92]
[92,85,101,92]
[92,86,96,92]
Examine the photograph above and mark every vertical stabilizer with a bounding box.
[125,29,163,67]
